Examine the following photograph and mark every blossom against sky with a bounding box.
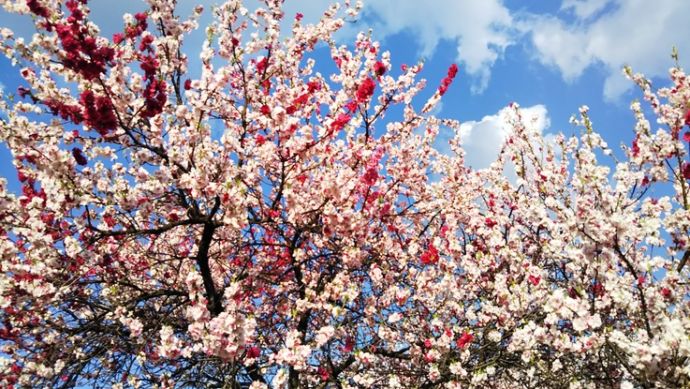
[0,0,688,173]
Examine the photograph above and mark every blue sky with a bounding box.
[0,0,688,185]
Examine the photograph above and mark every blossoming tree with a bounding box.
[0,0,689,388]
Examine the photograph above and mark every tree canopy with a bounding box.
[1,0,690,388]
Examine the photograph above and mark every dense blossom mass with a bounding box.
[0,0,689,388]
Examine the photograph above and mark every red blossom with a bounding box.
[420,244,439,265]
[438,63,459,96]
[293,93,309,107]
[256,57,268,74]
[27,0,50,18]
[456,332,473,348]
[139,55,159,79]
[246,346,261,358]
[80,90,117,135]
[447,63,459,78]
[356,77,376,103]
[10,363,22,374]
[345,100,358,113]
[343,337,354,353]
[682,162,690,180]
[631,136,640,157]
[373,61,386,77]
[255,134,266,146]
[683,131,690,142]
[528,275,541,286]
[112,33,124,45]
[17,170,29,183]
[52,4,116,81]
[44,99,84,124]
[124,12,148,38]
[307,80,321,93]
[361,167,379,186]
[184,79,192,90]
[138,34,155,51]
[330,113,351,132]
[141,78,167,118]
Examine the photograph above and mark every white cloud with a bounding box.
[560,0,612,20]
[361,0,516,93]
[447,104,550,170]
[528,0,690,100]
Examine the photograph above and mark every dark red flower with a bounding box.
[112,33,125,45]
[373,61,386,77]
[528,275,541,286]
[330,113,351,133]
[44,99,84,124]
[256,57,268,74]
[184,79,192,90]
[682,162,690,180]
[246,346,261,359]
[139,55,159,78]
[318,367,329,381]
[138,34,154,51]
[631,136,640,157]
[255,134,267,146]
[293,93,309,107]
[345,100,358,113]
[134,12,148,24]
[362,167,378,187]
[456,332,473,348]
[343,337,354,353]
[17,170,29,183]
[307,80,321,93]
[420,244,439,265]
[438,63,459,96]
[27,0,50,18]
[141,78,167,118]
[356,77,376,103]
[447,63,459,78]
[80,90,117,135]
[53,6,116,81]
[72,148,88,166]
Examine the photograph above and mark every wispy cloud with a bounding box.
[361,0,516,94]
[527,0,690,100]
